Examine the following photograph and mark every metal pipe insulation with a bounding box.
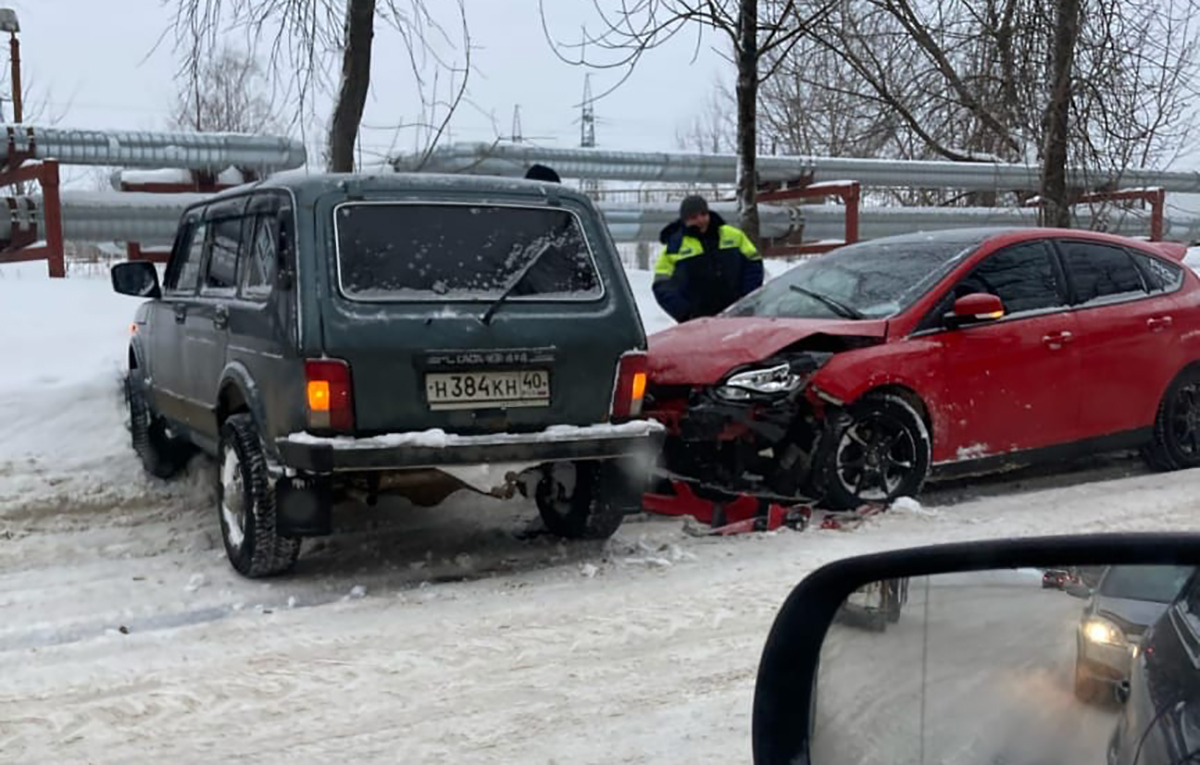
[0,126,306,171]
[0,191,1188,248]
[1,192,209,246]
[398,141,1200,194]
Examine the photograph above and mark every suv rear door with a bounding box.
[1056,240,1186,440]
[224,191,301,437]
[318,196,644,435]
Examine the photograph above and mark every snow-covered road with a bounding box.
[3,264,1200,764]
[815,571,1119,765]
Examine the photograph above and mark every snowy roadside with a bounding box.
[3,261,1200,763]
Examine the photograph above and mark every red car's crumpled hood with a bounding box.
[647,316,889,386]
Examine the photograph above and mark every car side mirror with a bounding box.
[751,534,1200,765]
[111,261,161,299]
[945,293,1004,329]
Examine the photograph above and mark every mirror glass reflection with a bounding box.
[811,565,1198,765]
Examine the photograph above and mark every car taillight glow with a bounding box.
[612,351,648,420]
[305,359,354,432]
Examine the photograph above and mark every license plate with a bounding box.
[424,369,551,410]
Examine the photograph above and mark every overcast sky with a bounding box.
[11,0,1200,221]
[12,0,728,166]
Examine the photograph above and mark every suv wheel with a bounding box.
[1144,365,1200,471]
[815,394,931,510]
[535,461,630,540]
[218,413,300,578]
[126,375,189,479]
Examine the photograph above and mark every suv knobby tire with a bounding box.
[218,413,300,578]
[815,394,932,510]
[535,461,629,540]
[127,375,189,479]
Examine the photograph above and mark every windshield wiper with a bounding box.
[788,285,866,320]
[480,240,556,325]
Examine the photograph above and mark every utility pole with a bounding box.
[0,8,21,123]
[511,104,523,143]
[579,72,599,197]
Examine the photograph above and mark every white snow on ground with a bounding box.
[2,261,1199,763]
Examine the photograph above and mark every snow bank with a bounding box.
[0,262,193,524]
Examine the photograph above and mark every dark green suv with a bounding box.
[111,173,659,577]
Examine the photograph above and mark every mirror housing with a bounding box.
[111,261,161,299]
[945,293,1004,329]
[751,534,1200,765]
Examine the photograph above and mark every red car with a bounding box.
[645,227,1200,509]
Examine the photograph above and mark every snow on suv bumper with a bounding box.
[277,421,665,474]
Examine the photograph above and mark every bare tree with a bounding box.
[164,0,470,172]
[172,47,279,134]
[543,0,838,243]
[675,84,736,155]
[761,0,1200,223]
[1041,0,1082,226]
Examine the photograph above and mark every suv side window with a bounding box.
[955,241,1066,315]
[203,216,245,294]
[241,215,277,300]
[164,219,207,294]
[1132,251,1184,294]
[1059,241,1147,304]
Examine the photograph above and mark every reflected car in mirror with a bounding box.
[1075,565,1193,704]
[751,534,1200,765]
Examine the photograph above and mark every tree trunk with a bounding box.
[1040,0,1081,228]
[735,0,760,245]
[327,0,376,173]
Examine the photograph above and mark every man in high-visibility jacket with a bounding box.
[653,195,764,323]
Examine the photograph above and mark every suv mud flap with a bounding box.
[276,476,333,537]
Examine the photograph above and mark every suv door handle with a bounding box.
[1042,331,1074,349]
[173,303,187,324]
[213,304,230,329]
[1147,316,1173,332]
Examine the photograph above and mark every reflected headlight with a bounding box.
[1084,618,1127,647]
[716,363,805,400]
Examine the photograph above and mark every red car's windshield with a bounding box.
[725,231,988,320]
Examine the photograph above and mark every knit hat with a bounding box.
[679,194,709,220]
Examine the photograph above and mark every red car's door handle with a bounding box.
[1042,331,1074,349]
[1147,316,1173,332]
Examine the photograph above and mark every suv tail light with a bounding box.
[305,359,354,432]
[611,351,648,420]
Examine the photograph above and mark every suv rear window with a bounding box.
[335,203,603,301]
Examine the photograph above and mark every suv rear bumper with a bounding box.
[276,421,664,473]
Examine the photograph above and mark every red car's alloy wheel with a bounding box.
[835,413,919,501]
[1170,381,1200,457]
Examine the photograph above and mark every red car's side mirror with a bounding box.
[946,293,1004,328]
